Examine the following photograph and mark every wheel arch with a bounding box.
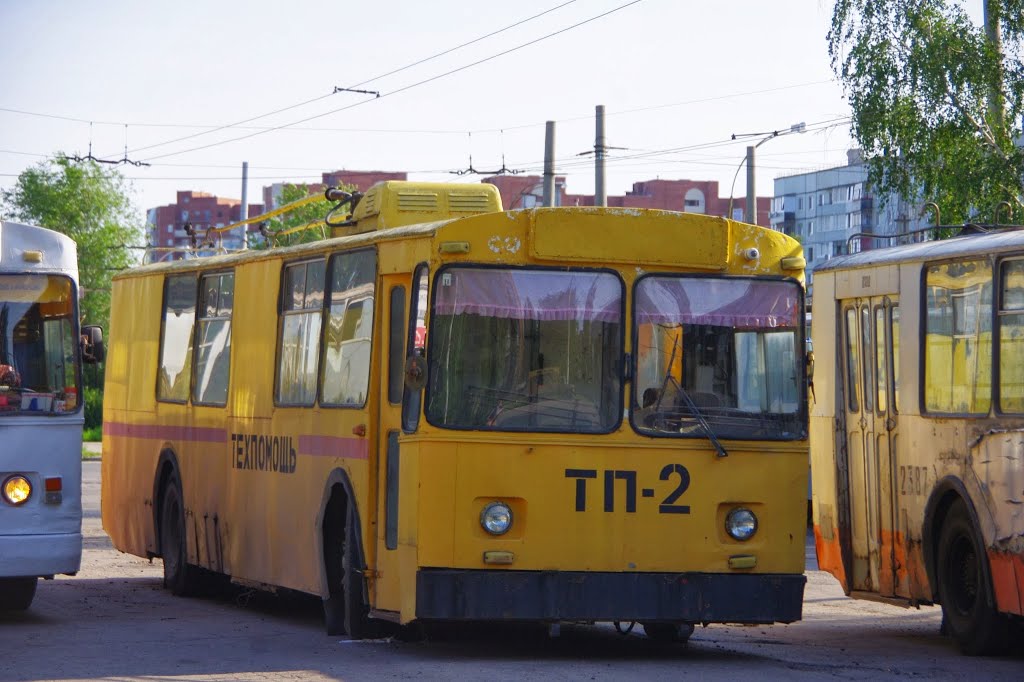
[922,475,981,602]
[152,448,181,559]
[315,467,368,599]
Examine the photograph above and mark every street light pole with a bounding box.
[729,122,806,225]
[745,146,756,224]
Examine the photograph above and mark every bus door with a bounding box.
[370,268,426,615]
[840,296,899,596]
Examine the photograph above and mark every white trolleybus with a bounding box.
[0,221,102,611]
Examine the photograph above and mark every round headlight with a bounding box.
[725,508,758,541]
[3,475,32,506]
[480,502,513,535]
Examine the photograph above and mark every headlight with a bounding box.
[480,501,513,535]
[2,475,32,506]
[725,507,757,541]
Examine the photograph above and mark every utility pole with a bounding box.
[239,161,249,250]
[595,105,606,207]
[745,146,756,224]
[543,121,556,207]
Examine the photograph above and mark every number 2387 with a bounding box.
[564,464,691,514]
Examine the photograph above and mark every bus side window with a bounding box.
[388,286,406,404]
[277,259,326,406]
[321,250,376,407]
[402,265,428,432]
[998,259,1024,413]
[157,274,198,403]
[193,271,233,406]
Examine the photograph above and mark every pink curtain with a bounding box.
[434,269,621,322]
[637,277,799,328]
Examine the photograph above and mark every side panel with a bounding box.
[101,274,163,556]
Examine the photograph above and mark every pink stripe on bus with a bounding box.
[103,422,227,444]
[298,435,368,460]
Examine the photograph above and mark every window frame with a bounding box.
[628,272,805,442]
[318,248,377,409]
[274,257,327,408]
[995,256,1024,415]
[423,263,627,435]
[191,270,235,407]
[919,256,995,418]
[156,273,198,404]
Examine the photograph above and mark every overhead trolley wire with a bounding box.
[106,0,582,160]
[140,0,647,162]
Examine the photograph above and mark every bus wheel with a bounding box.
[936,499,1010,655]
[324,503,373,638]
[641,622,694,643]
[160,477,200,597]
[0,577,37,611]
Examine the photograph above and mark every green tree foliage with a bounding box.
[829,0,1024,223]
[252,183,352,249]
[0,155,142,329]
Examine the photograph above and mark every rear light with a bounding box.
[44,477,63,504]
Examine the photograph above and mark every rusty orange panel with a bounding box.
[814,524,848,592]
[988,550,1024,616]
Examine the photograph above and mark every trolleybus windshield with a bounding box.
[0,274,80,415]
[632,275,804,440]
[425,266,623,432]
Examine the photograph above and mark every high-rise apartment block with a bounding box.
[771,149,929,292]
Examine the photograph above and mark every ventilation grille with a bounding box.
[397,192,439,212]
[448,192,493,213]
[361,190,378,215]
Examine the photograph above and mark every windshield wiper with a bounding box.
[655,374,728,458]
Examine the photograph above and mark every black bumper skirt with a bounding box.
[416,570,805,623]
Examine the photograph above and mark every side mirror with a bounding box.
[404,354,426,391]
[82,325,105,364]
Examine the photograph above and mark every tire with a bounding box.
[323,502,374,638]
[936,499,1010,655]
[0,577,38,611]
[641,622,694,643]
[160,476,201,597]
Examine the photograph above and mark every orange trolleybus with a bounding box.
[102,181,810,640]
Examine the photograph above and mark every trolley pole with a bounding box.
[543,121,556,207]
[595,105,606,207]
[744,146,756,224]
[240,161,249,249]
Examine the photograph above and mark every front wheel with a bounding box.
[0,576,38,611]
[936,499,1010,655]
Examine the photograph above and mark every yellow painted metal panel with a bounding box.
[531,209,730,270]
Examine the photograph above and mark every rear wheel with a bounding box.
[0,577,38,611]
[160,476,201,597]
[936,499,1010,655]
[324,501,374,638]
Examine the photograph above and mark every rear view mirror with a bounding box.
[82,325,105,364]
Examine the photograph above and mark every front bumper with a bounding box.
[417,569,805,623]
[0,532,81,578]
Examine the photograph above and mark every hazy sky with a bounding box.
[1,0,858,219]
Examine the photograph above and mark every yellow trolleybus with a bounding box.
[102,181,810,640]
[810,226,1024,654]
